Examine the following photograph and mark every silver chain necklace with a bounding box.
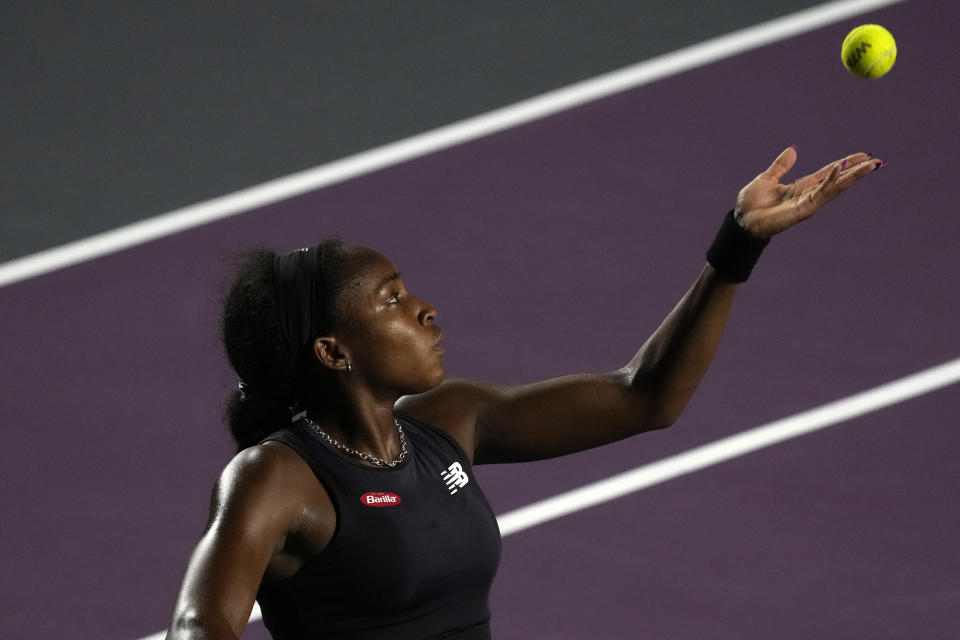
[302,416,408,468]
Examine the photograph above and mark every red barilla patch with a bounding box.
[360,492,402,507]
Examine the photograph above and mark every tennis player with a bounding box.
[165,147,882,639]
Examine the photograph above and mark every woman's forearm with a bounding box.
[626,264,738,427]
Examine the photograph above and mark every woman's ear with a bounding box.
[313,337,351,373]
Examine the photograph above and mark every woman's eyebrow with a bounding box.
[374,271,402,292]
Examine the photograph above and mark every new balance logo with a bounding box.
[441,462,470,495]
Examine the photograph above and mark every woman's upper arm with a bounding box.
[396,379,498,462]
[167,443,314,639]
[396,373,655,465]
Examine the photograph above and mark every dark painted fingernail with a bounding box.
[790,144,799,151]
[874,159,886,169]
[841,159,848,170]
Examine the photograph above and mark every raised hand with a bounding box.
[734,146,883,239]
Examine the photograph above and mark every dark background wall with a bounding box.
[4,1,823,261]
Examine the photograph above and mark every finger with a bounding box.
[837,157,884,187]
[792,160,841,193]
[798,152,871,190]
[800,157,882,216]
[838,151,872,169]
[760,146,798,181]
[800,161,844,212]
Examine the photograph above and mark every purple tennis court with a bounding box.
[2,1,958,638]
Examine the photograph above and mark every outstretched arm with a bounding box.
[401,263,735,463]
[398,147,883,463]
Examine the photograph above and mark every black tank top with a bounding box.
[257,413,501,639]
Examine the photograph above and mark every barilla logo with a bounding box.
[361,492,402,507]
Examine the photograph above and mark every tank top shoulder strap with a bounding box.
[394,411,475,467]
[259,424,360,512]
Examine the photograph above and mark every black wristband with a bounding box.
[706,210,770,283]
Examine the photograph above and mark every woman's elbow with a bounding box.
[167,608,237,640]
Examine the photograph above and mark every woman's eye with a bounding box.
[387,292,401,304]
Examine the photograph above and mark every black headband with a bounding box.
[272,245,325,362]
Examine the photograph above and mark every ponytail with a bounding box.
[225,386,293,451]
[220,241,349,451]
[221,248,295,450]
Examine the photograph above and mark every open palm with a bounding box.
[734,146,882,239]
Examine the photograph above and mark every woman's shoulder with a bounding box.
[215,438,323,512]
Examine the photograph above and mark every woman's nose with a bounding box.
[418,298,437,325]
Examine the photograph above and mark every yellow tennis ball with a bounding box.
[842,24,897,78]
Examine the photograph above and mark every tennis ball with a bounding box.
[842,24,897,78]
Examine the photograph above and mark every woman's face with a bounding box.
[331,247,445,397]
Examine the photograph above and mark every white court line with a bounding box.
[497,357,960,536]
[141,356,960,640]
[2,0,907,290]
